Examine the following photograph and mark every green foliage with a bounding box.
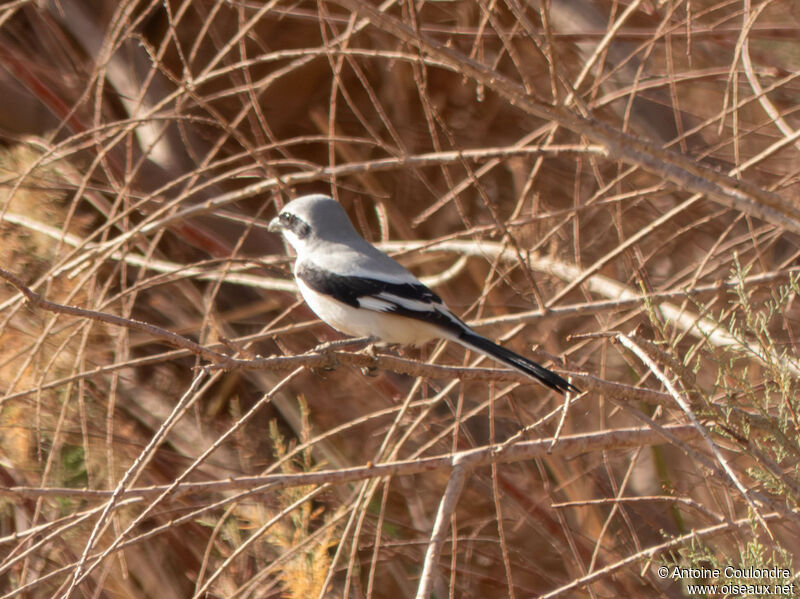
[652,258,800,587]
[660,537,794,598]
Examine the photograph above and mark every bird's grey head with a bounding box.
[268,194,362,251]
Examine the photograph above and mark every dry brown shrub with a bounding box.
[0,1,799,597]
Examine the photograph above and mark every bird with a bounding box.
[268,194,577,394]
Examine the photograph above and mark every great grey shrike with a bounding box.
[268,194,577,394]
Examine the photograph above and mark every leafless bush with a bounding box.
[1,1,799,597]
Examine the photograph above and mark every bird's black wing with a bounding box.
[296,262,465,334]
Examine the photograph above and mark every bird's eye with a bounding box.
[278,212,310,239]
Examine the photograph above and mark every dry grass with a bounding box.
[1,1,799,597]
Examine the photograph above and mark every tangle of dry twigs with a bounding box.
[1,1,800,598]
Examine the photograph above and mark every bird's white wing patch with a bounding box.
[375,291,437,312]
[357,296,397,312]
[358,292,440,315]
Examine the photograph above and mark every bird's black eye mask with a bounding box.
[279,212,311,239]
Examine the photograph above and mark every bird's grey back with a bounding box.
[285,195,416,281]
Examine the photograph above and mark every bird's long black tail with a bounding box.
[456,329,578,394]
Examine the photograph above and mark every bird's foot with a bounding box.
[359,337,386,375]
